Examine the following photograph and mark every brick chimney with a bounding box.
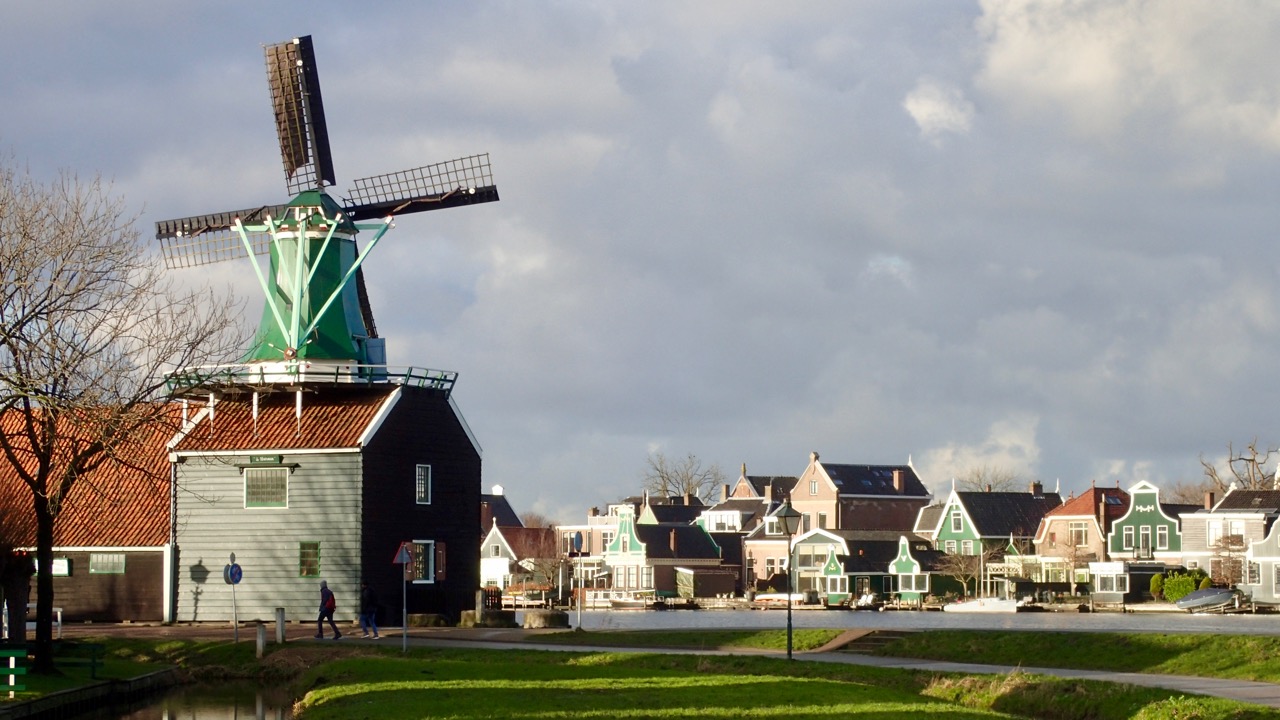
[722,484,730,502]
[893,469,903,494]
[1030,481,1043,497]
[669,529,678,555]
[1205,491,1215,510]
[683,491,692,506]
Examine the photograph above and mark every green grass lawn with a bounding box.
[530,628,844,651]
[872,630,1280,683]
[292,647,1274,720]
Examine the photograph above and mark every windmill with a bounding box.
[155,35,497,390]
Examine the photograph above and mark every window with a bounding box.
[410,540,437,583]
[899,574,929,592]
[620,534,630,552]
[299,542,320,577]
[944,540,956,554]
[1139,526,1151,554]
[601,531,615,548]
[1122,526,1134,550]
[1096,573,1129,593]
[415,465,432,504]
[1069,521,1088,547]
[89,553,125,574]
[766,517,780,535]
[1207,521,1222,547]
[1274,565,1280,595]
[961,540,973,555]
[1247,562,1261,585]
[490,543,502,558]
[765,558,776,576]
[245,467,288,508]
[803,513,811,533]
[1048,531,1056,547]
[950,510,963,533]
[817,512,828,530]
[1156,526,1168,550]
[809,479,818,495]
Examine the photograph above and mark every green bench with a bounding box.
[0,647,26,697]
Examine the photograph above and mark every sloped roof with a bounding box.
[0,406,178,548]
[1046,486,1129,521]
[709,532,743,565]
[914,504,944,534]
[481,493,522,530]
[636,525,720,560]
[172,388,396,452]
[823,464,929,498]
[644,503,705,526]
[746,476,798,498]
[501,526,557,560]
[838,539,904,573]
[1162,502,1201,517]
[706,497,767,515]
[957,491,1063,537]
[1214,490,1280,512]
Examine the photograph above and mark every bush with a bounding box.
[1149,574,1164,600]
[1161,569,1210,603]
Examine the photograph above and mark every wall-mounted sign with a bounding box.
[249,455,283,465]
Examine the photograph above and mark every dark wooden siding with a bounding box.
[30,550,165,622]
[361,387,481,623]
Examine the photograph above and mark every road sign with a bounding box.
[224,563,243,585]
[573,531,584,552]
[392,542,412,565]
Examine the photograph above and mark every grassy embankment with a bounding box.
[3,631,1279,719]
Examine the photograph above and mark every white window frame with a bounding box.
[299,541,321,578]
[1156,525,1169,550]
[244,467,289,508]
[415,464,432,505]
[411,539,436,584]
[1122,526,1134,550]
[1069,521,1088,547]
[89,552,125,574]
[950,510,963,533]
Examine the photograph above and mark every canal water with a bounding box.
[107,607,1277,717]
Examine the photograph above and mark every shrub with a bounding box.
[1161,569,1210,603]
[1149,574,1164,600]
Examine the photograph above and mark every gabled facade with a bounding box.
[888,535,947,603]
[170,385,481,624]
[480,523,557,591]
[601,505,722,597]
[1105,480,1185,565]
[1182,488,1280,586]
[791,452,931,534]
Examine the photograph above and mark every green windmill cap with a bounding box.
[274,190,358,234]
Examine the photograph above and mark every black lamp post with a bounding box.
[775,500,802,660]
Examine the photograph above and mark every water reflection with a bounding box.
[115,683,294,720]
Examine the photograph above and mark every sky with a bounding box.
[4,1,1280,523]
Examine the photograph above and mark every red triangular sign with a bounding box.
[392,542,412,565]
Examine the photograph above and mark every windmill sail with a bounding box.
[265,36,335,194]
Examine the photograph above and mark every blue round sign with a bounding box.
[225,563,243,585]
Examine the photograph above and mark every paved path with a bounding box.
[57,623,1280,710]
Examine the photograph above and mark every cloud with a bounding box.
[903,77,975,144]
[916,416,1042,492]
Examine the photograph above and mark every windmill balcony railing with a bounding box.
[164,362,457,396]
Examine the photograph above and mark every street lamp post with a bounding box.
[775,500,802,660]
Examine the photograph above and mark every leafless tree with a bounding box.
[955,464,1023,492]
[1201,439,1279,493]
[1162,478,1216,505]
[519,511,555,529]
[0,162,244,671]
[642,452,724,502]
[1211,534,1247,587]
[933,543,1003,598]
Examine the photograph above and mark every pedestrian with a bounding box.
[315,580,341,640]
[359,581,380,639]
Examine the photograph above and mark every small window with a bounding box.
[950,510,963,533]
[1069,521,1088,547]
[1156,526,1169,550]
[1122,526,1134,550]
[766,517,780,535]
[415,465,432,504]
[89,553,125,574]
[299,541,320,577]
[817,512,828,530]
[944,539,956,554]
[961,540,973,555]
[245,467,288,508]
[809,479,818,495]
[490,543,502,558]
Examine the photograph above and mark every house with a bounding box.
[790,528,925,605]
[479,523,558,592]
[638,494,705,526]
[922,482,1062,556]
[1031,482,1130,588]
[1093,480,1197,604]
[726,464,798,503]
[481,484,522,532]
[791,452,932,534]
[0,408,180,623]
[887,535,949,604]
[1179,488,1280,584]
[602,505,723,597]
[1242,493,1280,604]
[169,383,481,625]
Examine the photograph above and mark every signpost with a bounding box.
[392,542,412,653]
[223,552,243,642]
[572,531,584,629]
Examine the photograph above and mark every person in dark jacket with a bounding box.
[315,580,341,639]
[359,581,380,639]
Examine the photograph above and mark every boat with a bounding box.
[942,597,1019,613]
[609,596,650,610]
[1174,587,1240,613]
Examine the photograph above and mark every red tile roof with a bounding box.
[1045,485,1130,521]
[0,406,179,548]
[172,388,396,452]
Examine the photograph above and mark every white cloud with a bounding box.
[916,416,1042,492]
[903,78,975,144]
[862,253,915,289]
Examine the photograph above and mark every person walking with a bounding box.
[359,581,380,639]
[316,580,341,640]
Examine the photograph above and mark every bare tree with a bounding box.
[1201,439,1279,493]
[519,511,555,529]
[956,465,1023,492]
[1162,478,1216,505]
[0,162,244,671]
[1211,534,1247,587]
[642,452,724,502]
